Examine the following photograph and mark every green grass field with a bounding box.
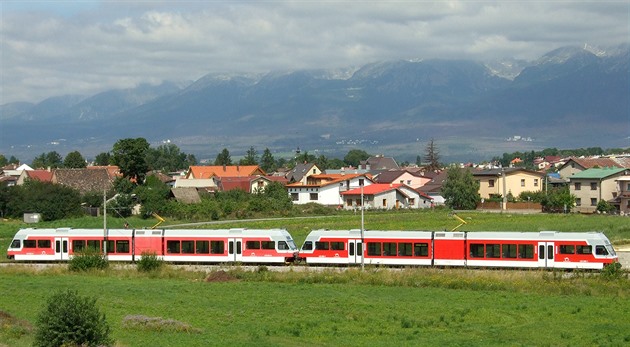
[1,210,629,346]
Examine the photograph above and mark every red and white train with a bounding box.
[7,228,299,264]
[299,229,619,270]
[7,227,619,270]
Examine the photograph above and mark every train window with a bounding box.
[576,245,592,255]
[302,241,313,251]
[315,242,330,250]
[73,240,86,252]
[278,241,289,250]
[246,241,261,250]
[538,245,545,259]
[196,241,209,254]
[261,241,275,250]
[518,244,534,259]
[470,244,484,258]
[399,243,412,256]
[486,244,500,258]
[547,245,553,260]
[211,241,224,254]
[502,244,517,258]
[87,240,100,251]
[383,242,397,256]
[106,241,115,254]
[10,240,21,248]
[414,243,429,257]
[116,240,130,253]
[167,240,181,254]
[38,240,51,248]
[24,240,37,248]
[367,242,381,256]
[331,242,344,251]
[559,245,575,254]
[595,246,608,255]
[182,241,195,254]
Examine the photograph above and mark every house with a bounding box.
[420,170,448,205]
[1,164,33,186]
[51,168,114,194]
[286,163,322,184]
[286,173,372,206]
[341,183,433,210]
[473,168,545,200]
[176,165,267,190]
[557,157,622,179]
[217,175,287,193]
[16,169,54,185]
[359,155,400,172]
[373,169,433,189]
[569,167,629,214]
[614,176,630,215]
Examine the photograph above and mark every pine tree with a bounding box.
[423,138,441,171]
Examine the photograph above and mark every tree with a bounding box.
[32,151,63,169]
[424,138,441,171]
[34,289,113,347]
[145,143,193,172]
[0,154,7,167]
[239,146,258,165]
[214,148,232,166]
[94,152,111,166]
[111,138,150,182]
[260,148,276,172]
[63,151,87,168]
[6,180,82,221]
[540,186,576,213]
[343,149,370,167]
[8,155,19,164]
[441,166,480,210]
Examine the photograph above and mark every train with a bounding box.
[6,227,619,270]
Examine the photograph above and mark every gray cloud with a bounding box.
[1,0,628,104]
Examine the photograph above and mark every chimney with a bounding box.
[223,164,226,171]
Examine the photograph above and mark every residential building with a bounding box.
[359,155,400,172]
[286,163,322,184]
[176,165,267,190]
[340,183,433,210]
[51,168,114,194]
[557,157,621,179]
[614,176,630,215]
[373,169,433,189]
[473,168,545,200]
[16,169,54,185]
[420,170,448,205]
[569,167,629,213]
[286,173,372,206]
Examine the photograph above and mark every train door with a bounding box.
[228,238,243,262]
[538,242,555,268]
[348,239,363,265]
[55,237,69,260]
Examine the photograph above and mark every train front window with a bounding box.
[301,241,313,251]
[278,241,289,250]
[595,245,608,256]
[10,239,21,248]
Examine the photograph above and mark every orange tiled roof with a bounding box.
[187,165,266,179]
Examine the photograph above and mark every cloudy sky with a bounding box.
[1,0,628,104]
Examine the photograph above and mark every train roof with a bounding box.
[305,229,433,239]
[13,228,294,239]
[465,231,611,243]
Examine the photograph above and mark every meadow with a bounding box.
[1,210,629,346]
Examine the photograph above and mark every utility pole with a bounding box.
[501,167,507,211]
[360,179,365,271]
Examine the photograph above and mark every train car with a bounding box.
[299,229,433,266]
[7,227,299,264]
[298,230,618,269]
[464,231,617,270]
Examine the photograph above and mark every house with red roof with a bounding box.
[286,173,373,206]
[16,169,54,185]
[341,183,433,210]
[557,157,623,179]
[176,165,267,190]
[373,169,433,189]
[218,175,288,193]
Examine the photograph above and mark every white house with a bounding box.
[286,173,373,206]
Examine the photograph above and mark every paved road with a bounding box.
[617,250,629,268]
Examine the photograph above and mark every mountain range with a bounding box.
[1,44,628,163]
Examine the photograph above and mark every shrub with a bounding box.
[601,262,623,280]
[68,249,108,272]
[137,251,163,272]
[34,289,113,347]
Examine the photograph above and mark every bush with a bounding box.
[601,262,624,280]
[34,289,113,347]
[137,251,163,272]
[68,249,108,272]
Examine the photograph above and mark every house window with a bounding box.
[574,182,581,190]
[382,199,387,207]
[291,193,298,201]
[310,193,318,201]
[312,169,316,174]
[590,182,597,190]
[407,180,411,185]
[590,198,597,206]
[520,179,525,187]
[409,198,415,206]
[358,178,365,186]
[576,198,581,206]
[534,179,539,187]
[346,199,353,207]
[399,180,404,184]
[488,180,495,188]
[627,183,630,191]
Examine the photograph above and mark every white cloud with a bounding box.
[1,0,628,104]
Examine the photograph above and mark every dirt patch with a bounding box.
[0,310,33,333]
[205,270,239,282]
